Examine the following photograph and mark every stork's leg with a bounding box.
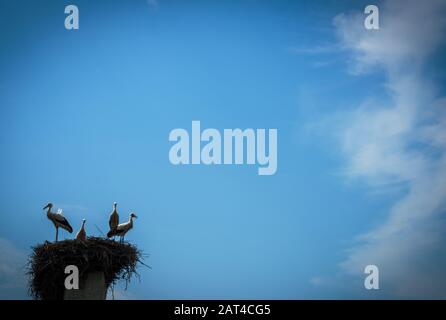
[55,227,59,242]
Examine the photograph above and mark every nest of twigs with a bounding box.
[27,237,145,300]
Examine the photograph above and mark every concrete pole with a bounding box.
[64,271,107,300]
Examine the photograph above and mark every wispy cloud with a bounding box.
[0,238,28,299]
[289,44,341,55]
[289,44,343,68]
[332,0,446,297]
[309,276,327,286]
[146,0,159,11]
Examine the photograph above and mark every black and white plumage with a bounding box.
[107,213,137,243]
[76,219,87,241]
[43,202,73,242]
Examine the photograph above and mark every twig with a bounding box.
[94,224,106,237]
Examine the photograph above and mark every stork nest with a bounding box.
[27,237,145,300]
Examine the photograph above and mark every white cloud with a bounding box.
[309,276,326,286]
[0,238,28,299]
[290,44,341,55]
[333,0,446,297]
[334,0,446,75]
[147,0,159,10]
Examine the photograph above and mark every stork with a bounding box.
[43,203,73,242]
[108,202,119,239]
[107,213,137,243]
[76,219,87,241]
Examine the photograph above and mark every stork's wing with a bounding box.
[116,221,131,232]
[55,213,73,233]
[109,212,119,228]
[116,222,126,231]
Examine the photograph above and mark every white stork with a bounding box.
[43,203,73,242]
[108,202,119,239]
[107,212,137,243]
[76,219,87,241]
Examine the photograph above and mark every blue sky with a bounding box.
[1,0,446,299]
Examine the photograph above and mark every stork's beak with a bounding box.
[43,204,50,210]
[134,215,138,219]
